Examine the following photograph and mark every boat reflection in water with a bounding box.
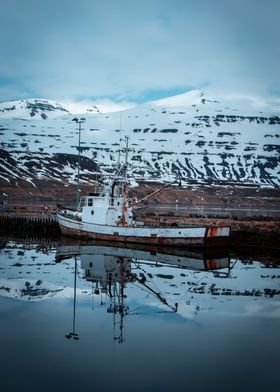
[55,240,231,343]
[0,238,279,391]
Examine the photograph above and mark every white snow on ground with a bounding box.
[149,90,202,107]
[0,91,279,186]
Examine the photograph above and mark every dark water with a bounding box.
[0,239,279,392]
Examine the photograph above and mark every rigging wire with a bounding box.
[132,260,162,297]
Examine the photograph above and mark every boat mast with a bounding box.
[123,135,129,184]
[117,112,122,181]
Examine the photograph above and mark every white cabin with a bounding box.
[77,183,134,226]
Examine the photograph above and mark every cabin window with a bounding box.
[79,197,86,210]
[91,210,94,215]
[88,198,93,206]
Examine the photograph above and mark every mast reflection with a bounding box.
[56,241,230,343]
[82,252,132,343]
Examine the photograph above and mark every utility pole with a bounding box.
[65,256,79,340]
[72,117,86,210]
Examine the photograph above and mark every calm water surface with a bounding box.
[0,239,279,392]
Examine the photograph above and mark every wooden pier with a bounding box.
[0,211,61,239]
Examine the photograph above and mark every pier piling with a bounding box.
[0,213,61,239]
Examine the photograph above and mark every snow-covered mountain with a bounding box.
[0,91,279,189]
[0,99,71,120]
[0,98,130,119]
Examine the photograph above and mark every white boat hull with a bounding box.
[56,213,230,247]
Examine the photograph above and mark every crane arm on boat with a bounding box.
[132,274,178,312]
[131,177,182,207]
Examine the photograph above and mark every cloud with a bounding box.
[0,0,279,102]
[61,98,135,114]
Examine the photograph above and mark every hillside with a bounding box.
[0,91,279,203]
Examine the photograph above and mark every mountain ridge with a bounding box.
[0,91,279,197]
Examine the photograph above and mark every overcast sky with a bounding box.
[0,0,279,104]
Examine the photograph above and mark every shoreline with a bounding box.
[0,210,279,249]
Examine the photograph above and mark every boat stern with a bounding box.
[205,226,230,247]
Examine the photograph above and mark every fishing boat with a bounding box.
[56,137,230,247]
